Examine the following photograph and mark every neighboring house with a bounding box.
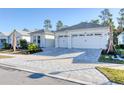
[0,32,8,49]
[30,29,55,48]
[55,22,110,49]
[8,30,31,47]
[117,32,124,45]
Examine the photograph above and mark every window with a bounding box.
[1,39,6,43]
[95,33,102,36]
[86,33,93,36]
[33,36,36,43]
[79,34,85,36]
[64,35,68,37]
[72,34,78,37]
[59,35,63,37]
[37,36,40,44]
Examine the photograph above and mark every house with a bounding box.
[0,32,8,49]
[55,22,110,49]
[30,29,55,48]
[117,32,124,45]
[8,30,31,47]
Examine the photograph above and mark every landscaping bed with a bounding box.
[96,67,124,84]
[0,49,33,55]
[98,54,124,64]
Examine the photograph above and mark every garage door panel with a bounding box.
[58,36,68,48]
[71,35,105,49]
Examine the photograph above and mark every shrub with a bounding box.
[116,44,124,49]
[3,43,11,49]
[28,43,42,54]
[19,39,28,49]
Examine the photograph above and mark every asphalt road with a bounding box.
[0,65,79,85]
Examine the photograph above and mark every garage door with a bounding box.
[71,34,105,49]
[58,36,68,48]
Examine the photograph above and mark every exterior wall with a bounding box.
[22,36,31,43]
[30,33,45,47]
[9,31,22,47]
[0,33,8,49]
[118,35,124,45]
[45,34,55,47]
[8,31,30,47]
[55,27,109,49]
[30,33,55,48]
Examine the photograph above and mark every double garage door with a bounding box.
[58,34,107,49]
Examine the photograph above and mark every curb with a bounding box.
[0,63,112,85]
[0,63,95,85]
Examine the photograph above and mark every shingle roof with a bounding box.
[57,22,107,32]
[30,29,54,35]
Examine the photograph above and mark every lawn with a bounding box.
[98,54,124,64]
[96,67,124,84]
[0,49,28,55]
[0,55,14,59]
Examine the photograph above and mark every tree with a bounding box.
[56,20,63,30]
[99,9,112,26]
[107,19,116,54]
[43,19,52,30]
[117,8,124,32]
[90,19,100,24]
[13,29,16,52]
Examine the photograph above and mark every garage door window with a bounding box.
[95,33,102,36]
[59,35,63,37]
[64,35,68,37]
[72,34,78,37]
[79,34,85,36]
[86,34,93,36]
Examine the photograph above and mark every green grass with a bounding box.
[0,55,14,59]
[98,54,124,64]
[0,49,28,55]
[96,67,124,84]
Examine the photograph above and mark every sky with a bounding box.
[0,8,121,32]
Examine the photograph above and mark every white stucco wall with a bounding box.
[55,27,109,49]
[118,34,124,45]
[30,33,55,48]
[8,31,30,46]
[0,33,8,48]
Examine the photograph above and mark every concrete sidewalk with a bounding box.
[0,53,123,85]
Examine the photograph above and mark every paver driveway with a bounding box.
[33,48,102,62]
[0,48,124,85]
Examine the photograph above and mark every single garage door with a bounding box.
[71,34,105,49]
[58,35,68,48]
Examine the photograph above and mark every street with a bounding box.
[0,65,78,85]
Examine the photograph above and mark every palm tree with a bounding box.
[107,19,116,54]
[13,29,16,52]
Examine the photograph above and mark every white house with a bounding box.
[117,32,124,45]
[8,30,31,47]
[0,32,8,49]
[55,22,110,49]
[30,29,55,48]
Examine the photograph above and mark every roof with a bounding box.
[30,29,54,35]
[57,22,107,32]
[2,32,11,36]
[17,30,30,36]
[0,32,10,37]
